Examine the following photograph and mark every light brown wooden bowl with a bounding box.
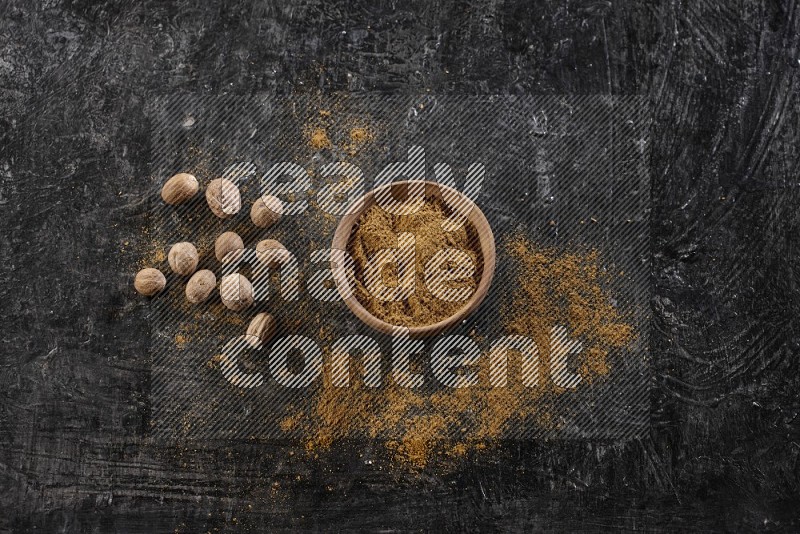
[331,180,496,338]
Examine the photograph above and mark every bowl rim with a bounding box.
[330,180,496,338]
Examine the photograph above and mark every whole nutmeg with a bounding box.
[185,269,216,304]
[250,194,283,228]
[219,273,254,311]
[134,267,166,296]
[168,242,199,276]
[206,178,241,219]
[215,231,244,263]
[161,173,199,205]
[246,312,276,343]
[255,239,290,268]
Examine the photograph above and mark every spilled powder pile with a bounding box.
[344,126,374,155]
[307,127,332,149]
[502,234,633,381]
[347,196,482,327]
[285,234,635,468]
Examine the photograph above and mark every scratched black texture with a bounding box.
[1,0,799,532]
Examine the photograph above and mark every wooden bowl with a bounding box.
[331,180,496,338]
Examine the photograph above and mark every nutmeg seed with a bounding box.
[185,269,216,304]
[246,312,276,343]
[250,194,283,228]
[219,273,254,311]
[215,231,244,263]
[255,239,290,268]
[161,173,199,205]
[206,178,241,218]
[134,267,166,296]
[168,242,199,276]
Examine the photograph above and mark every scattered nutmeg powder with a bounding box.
[307,127,331,150]
[287,233,635,468]
[344,126,374,155]
[348,126,372,145]
[501,234,634,383]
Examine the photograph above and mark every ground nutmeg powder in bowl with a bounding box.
[346,195,484,327]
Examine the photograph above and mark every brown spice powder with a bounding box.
[344,126,374,155]
[291,233,635,468]
[307,127,332,150]
[348,196,483,327]
[502,234,634,382]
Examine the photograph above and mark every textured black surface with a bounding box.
[1,0,800,531]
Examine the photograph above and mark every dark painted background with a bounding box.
[1,0,799,531]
